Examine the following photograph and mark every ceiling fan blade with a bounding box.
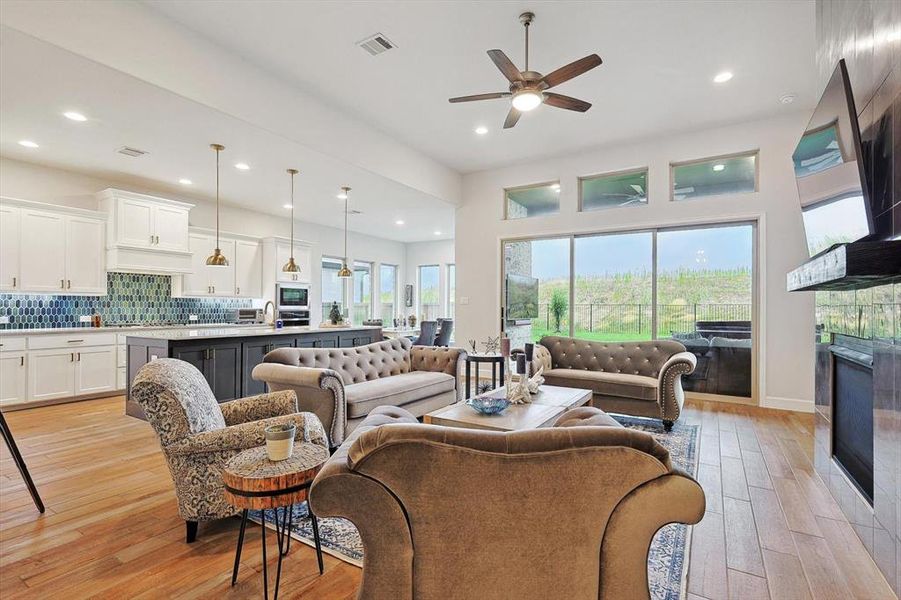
[541,54,603,89]
[503,107,522,129]
[544,92,592,112]
[487,49,523,83]
[448,92,511,103]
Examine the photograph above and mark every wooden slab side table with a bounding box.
[223,444,330,600]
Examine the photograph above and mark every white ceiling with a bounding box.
[145,0,818,173]
[0,26,455,242]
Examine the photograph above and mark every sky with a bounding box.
[523,225,754,280]
[801,195,870,255]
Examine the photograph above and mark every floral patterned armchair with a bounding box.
[131,358,328,542]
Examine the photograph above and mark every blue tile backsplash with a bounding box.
[0,272,251,329]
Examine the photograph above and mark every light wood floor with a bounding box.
[0,396,895,599]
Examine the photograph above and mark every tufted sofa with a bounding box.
[309,404,705,600]
[252,338,466,447]
[526,336,697,431]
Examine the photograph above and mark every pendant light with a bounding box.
[337,186,352,278]
[282,168,300,273]
[205,143,229,266]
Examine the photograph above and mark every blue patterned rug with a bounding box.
[251,415,699,599]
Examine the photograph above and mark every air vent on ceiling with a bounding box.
[349,209,363,215]
[356,33,396,56]
[117,146,148,157]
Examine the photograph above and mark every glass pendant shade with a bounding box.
[206,143,229,266]
[283,168,300,273]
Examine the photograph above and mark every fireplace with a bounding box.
[829,335,874,505]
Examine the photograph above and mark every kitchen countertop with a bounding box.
[124,324,381,341]
[0,323,380,337]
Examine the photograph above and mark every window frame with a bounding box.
[578,166,650,213]
[446,263,456,320]
[417,264,440,321]
[352,260,374,321]
[503,179,561,220]
[669,149,760,203]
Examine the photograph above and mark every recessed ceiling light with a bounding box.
[283,204,293,209]
[474,126,488,135]
[234,162,250,171]
[178,178,193,185]
[18,140,38,148]
[712,164,725,172]
[713,71,733,83]
[395,220,405,225]
[779,93,796,104]
[63,111,87,122]
[434,230,442,236]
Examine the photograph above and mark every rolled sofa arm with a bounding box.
[165,412,327,455]
[252,363,347,447]
[410,346,468,400]
[657,351,697,423]
[219,390,298,426]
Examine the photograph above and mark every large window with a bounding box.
[379,264,398,322]
[579,168,648,212]
[671,151,758,201]
[352,261,373,323]
[502,222,755,399]
[447,264,456,321]
[418,265,440,321]
[505,181,560,219]
[321,257,346,318]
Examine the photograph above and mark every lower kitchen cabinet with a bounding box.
[172,342,243,402]
[75,346,118,395]
[28,348,77,401]
[242,338,294,396]
[0,351,27,405]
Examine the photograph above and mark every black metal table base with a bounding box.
[464,355,506,399]
[231,504,324,599]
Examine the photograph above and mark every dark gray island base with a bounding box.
[125,325,382,419]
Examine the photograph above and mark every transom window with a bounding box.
[671,151,758,201]
[579,168,648,212]
[504,181,560,219]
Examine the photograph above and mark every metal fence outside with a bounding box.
[535,302,753,336]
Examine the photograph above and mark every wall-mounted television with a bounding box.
[505,274,539,320]
[793,59,874,257]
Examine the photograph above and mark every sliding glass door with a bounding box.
[657,224,754,398]
[501,221,756,400]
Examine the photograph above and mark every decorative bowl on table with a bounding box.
[466,395,511,415]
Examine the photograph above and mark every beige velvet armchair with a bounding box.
[310,404,706,600]
[131,358,328,543]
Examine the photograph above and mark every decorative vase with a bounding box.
[265,423,296,461]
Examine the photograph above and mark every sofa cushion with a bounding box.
[542,368,658,402]
[345,371,456,419]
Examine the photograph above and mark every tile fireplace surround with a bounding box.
[811,0,900,593]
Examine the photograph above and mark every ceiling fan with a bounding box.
[448,11,602,129]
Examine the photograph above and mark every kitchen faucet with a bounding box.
[263,300,276,326]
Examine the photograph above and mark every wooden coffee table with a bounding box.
[424,385,591,432]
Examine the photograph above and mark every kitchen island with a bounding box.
[125,324,382,418]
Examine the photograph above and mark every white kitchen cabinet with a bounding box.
[75,345,117,395]
[0,205,20,291]
[65,216,107,294]
[208,238,236,295]
[273,240,312,283]
[180,234,236,296]
[235,239,262,298]
[0,351,27,405]
[97,189,194,274]
[181,234,214,296]
[28,348,77,401]
[20,209,67,293]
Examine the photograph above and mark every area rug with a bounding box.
[251,415,699,599]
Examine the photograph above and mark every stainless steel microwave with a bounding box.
[276,283,310,310]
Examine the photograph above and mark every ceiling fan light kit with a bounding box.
[449,11,602,129]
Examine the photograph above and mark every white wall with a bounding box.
[404,239,455,319]
[0,156,406,325]
[455,112,816,411]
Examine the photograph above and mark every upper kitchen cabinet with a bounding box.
[172,229,262,298]
[234,239,263,298]
[97,189,193,274]
[262,237,312,285]
[0,198,107,295]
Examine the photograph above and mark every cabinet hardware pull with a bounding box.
[150,234,154,244]
[155,235,160,244]
[20,356,24,367]
[70,352,75,362]
[77,352,81,362]
[237,287,240,295]
[67,339,84,343]
[212,286,215,294]
[67,280,71,289]
[210,348,215,360]
[61,279,65,289]
[12,276,16,287]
